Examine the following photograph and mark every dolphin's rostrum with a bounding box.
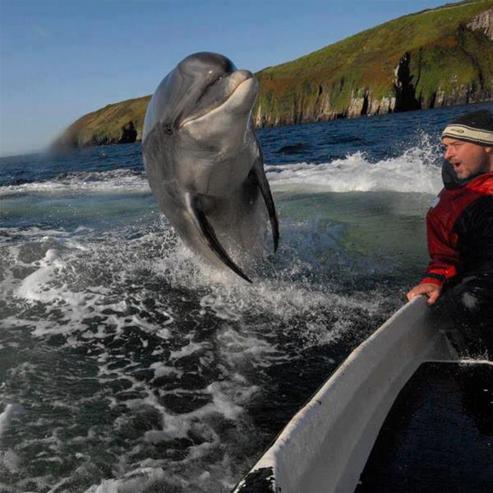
[142,52,279,282]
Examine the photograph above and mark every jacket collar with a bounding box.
[442,160,493,190]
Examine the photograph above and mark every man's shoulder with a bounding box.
[466,172,493,195]
[429,175,492,226]
[454,194,493,238]
[438,172,493,201]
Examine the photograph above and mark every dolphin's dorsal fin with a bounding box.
[251,143,280,252]
[185,193,252,283]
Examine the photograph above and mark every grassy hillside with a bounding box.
[54,95,150,149]
[54,0,493,148]
[254,0,493,125]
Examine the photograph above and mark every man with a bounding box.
[407,109,493,355]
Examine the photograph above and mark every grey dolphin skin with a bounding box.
[142,52,279,282]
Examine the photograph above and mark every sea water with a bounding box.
[0,102,491,492]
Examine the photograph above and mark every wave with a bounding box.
[0,220,387,492]
[0,168,149,196]
[0,136,443,198]
[266,146,442,195]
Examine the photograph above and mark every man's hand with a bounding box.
[406,283,442,305]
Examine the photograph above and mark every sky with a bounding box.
[0,0,458,157]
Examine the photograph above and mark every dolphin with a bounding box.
[142,52,279,282]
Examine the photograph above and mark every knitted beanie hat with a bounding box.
[441,109,493,145]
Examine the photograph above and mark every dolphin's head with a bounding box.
[143,52,258,158]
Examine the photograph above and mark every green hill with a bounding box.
[54,0,493,149]
[54,95,150,149]
[254,0,493,125]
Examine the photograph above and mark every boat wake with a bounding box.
[0,135,442,198]
[0,131,441,492]
[266,136,442,194]
[0,216,392,492]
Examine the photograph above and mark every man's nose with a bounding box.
[444,147,454,160]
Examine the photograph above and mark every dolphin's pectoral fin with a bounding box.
[251,147,280,252]
[185,194,253,283]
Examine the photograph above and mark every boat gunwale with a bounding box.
[233,296,455,493]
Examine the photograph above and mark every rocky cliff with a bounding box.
[253,0,493,126]
[54,0,493,148]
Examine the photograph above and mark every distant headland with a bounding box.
[53,0,493,150]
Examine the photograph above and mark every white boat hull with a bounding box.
[233,297,457,493]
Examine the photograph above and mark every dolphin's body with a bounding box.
[142,52,279,282]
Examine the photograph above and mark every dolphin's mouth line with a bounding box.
[179,75,254,129]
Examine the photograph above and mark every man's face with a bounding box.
[442,137,492,180]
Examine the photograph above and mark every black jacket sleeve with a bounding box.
[453,195,493,275]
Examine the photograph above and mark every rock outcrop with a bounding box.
[467,6,493,39]
[394,53,421,112]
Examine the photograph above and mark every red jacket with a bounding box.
[422,172,493,287]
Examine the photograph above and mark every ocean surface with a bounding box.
[1,102,491,492]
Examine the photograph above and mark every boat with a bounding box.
[232,296,493,492]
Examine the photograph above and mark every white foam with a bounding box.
[149,362,183,379]
[0,404,15,439]
[0,449,21,474]
[15,248,83,306]
[169,341,203,360]
[266,137,442,194]
[0,226,72,246]
[462,292,478,310]
[84,468,167,493]
[0,215,393,492]
[2,220,381,347]
[207,381,246,420]
[0,168,149,196]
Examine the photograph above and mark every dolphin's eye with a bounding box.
[163,123,174,135]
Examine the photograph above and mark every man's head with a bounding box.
[441,109,493,180]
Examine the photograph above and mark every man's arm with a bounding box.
[407,197,459,304]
